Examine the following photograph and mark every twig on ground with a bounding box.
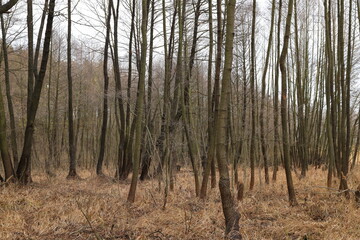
[75,198,102,240]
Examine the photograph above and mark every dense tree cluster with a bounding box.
[0,0,359,237]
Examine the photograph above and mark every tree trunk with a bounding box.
[127,0,148,203]
[0,8,18,169]
[216,0,242,238]
[259,0,275,185]
[279,0,297,205]
[272,0,282,182]
[96,0,112,176]
[17,0,56,184]
[249,0,256,191]
[66,0,77,179]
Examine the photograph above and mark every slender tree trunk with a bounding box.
[272,0,282,182]
[67,0,77,179]
[0,8,18,169]
[294,0,307,178]
[127,0,148,203]
[259,0,276,185]
[140,0,155,181]
[279,0,297,205]
[211,0,224,190]
[200,0,214,199]
[96,0,112,176]
[182,0,202,197]
[17,0,56,184]
[249,0,256,191]
[216,0,242,238]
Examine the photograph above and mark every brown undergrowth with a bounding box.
[0,166,359,239]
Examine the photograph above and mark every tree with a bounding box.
[249,0,256,190]
[127,0,148,203]
[1,8,18,168]
[200,0,214,199]
[272,0,282,182]
[96,0,112,176]
[17,0,56,184]
[216,0,242,238]
[66,0,78,179]
[279,0,297,205]
[259,0,276,185]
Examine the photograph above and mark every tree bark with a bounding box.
[127,0,148,203]
[279,0,297,205]
[17,0,56,184]
[66,0,78,179]
[249,0,256,190]
[96,0,112,176]
[1,8,18,168]
[216,0,242,238]
[0,0,18,13]
[259,0,275,185]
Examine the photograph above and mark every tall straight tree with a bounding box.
[96,0,112,176]
[249,0,256,190]
[272,0,282,181]
[182,0,202,196]
[216,0,242,238]
[294,0,307,177]
[279,0,297,205]
[324,0,336,187]
[259,0,275,185]
[127,0,148,203]
[17,0,56,184]
[200,0,214,199]
[67,0,78,179]
[140,0,155,180]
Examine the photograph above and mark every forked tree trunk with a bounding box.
[17,0,56,184]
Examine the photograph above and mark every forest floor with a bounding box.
[0,166,360,240]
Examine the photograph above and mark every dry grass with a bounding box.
[0,166,360,240]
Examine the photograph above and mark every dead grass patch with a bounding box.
[0,167,359,239]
